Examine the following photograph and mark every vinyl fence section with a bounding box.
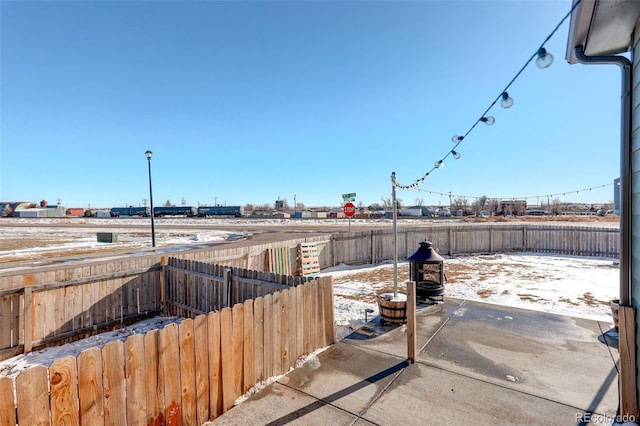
[0,277,335,425]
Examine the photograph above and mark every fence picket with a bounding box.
[207,311,223,419]
[77,347,104,426]
[179,319,197,426]
[194,314,210,425]
[50,355,80,426]
[16,365,49,425]
[0,376,16,426]
[220,307,234,412]
[125,333,147,426]
[102,340,126,425]
[159,322,182,425]
[243,299,254,393]
[253,296,265,383]
[232,303,244,400]
[271,291,282,377]
[144,329,163,426]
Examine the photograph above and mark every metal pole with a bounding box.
[146,151,156,247]
[574,46,631,305]
[392,172,398,298]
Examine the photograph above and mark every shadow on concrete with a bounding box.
[263,360,409,426]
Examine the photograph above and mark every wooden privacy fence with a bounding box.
[0,257,162,361]
[330,223,620,267]
[164,258,315,318]
[0,222,619,361]
[0,277,335,426]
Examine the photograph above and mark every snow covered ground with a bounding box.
[325,254,619,340]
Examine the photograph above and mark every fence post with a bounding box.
[160,256,168,315]
[370,231,375,265]
[406,281,416,363]
[23,274,35,354]
[223,268,232,308]
[489,226,494,253]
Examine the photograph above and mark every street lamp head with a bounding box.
[145,150,153,159]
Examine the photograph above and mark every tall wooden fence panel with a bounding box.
[164,258,314,318]
[0,257,163,361]
[328,223,619,265]
[0,277,334,426]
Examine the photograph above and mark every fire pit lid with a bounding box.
[407,240,444,263]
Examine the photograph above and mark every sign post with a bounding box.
[343,201,356,232]
[342,193,357,232]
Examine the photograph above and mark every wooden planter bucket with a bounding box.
[610,299,620,328]
[377,293,407,324]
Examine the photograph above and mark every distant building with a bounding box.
[499,200,527,216]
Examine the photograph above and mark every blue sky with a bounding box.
[0,0,622,209]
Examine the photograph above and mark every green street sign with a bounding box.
[342,192,356,199]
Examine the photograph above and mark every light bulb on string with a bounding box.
[500,92,514,109]
[435,160,444,168]
[452,150,461,160]
[451,135,463,143]
[480,116,495,125]
[535,47,554,69]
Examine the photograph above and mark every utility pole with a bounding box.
[214,196,218,206]
[294,194,297,212]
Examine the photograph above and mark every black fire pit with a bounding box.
[407,240,444,303]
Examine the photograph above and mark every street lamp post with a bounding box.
[145,150,156,247]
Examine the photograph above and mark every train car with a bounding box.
[197,206,243,217]
[153,206,197,217]
[110,207,150,217]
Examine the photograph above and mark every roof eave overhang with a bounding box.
[566,0,639,64]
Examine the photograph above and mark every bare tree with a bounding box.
[487,198,500,214]
[451,197,469,213]
[381,197,392,210]
[242,204,256,214]
[414,197,425,206]
[551,197,563,215]
[471,195,488,215]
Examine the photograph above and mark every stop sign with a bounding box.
[344,202,356,217]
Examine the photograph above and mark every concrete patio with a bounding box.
[207,297,620,425]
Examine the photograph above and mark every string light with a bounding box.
[480,116,495,125]
[392,0,582,191]
[536,47,554,69]
[451,150,461,159]
[500,92,514,109]
[414,182,613,202]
